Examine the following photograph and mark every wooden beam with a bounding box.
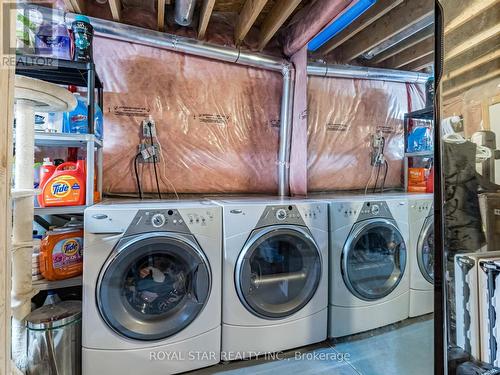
[198,0,216,39]
[446,23,500,60]
[235,0,268,45]
[444,49,500,81]
[444,69,500,98]
[382,36,434,69]
[372,25,433,64]
[338,0,433,62]
[445,0,499,34]
[158,0,166,31]
[62,0,75,12]
[318,0,404,56]
[400,53,434,71]
[109,0,122,21]
[0,2,14,374]
[70,0,86,13]
[257,0,301,51]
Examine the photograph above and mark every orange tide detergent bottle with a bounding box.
[40,218,83,281]
[38,159,86,207]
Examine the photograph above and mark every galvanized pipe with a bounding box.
[174,0,196,26]
[307,62,431,83]
[278,64,295,197]
[31,5,294,195]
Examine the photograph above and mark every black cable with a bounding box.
[381,159,389,193]
[148,123,162,199]
[134,153,143,200]
[372,164,381,193]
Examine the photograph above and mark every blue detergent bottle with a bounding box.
[63,86,103,137]
[63,86,88,134]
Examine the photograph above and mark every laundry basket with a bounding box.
[479,193,500,252]
[25,301,82,375]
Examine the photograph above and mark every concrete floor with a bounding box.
[188,315,433,375]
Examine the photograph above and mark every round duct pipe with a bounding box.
[175,0,196,26]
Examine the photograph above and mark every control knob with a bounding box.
[371,204,380,215]
[276,209,287,221]
[151,213,166,228]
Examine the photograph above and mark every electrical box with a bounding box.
[142,117,157,138]
[138,143,160,163]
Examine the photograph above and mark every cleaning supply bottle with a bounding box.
[37,158,56,207]
[63,86,88,134]
[40,219,84,281]
[71,15,93,62]
[94,103,103,139]
[39,160,86,207]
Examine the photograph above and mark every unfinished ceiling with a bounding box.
[440,0,500,99]
[54,0,442,72]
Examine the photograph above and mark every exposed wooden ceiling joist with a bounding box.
[444,69,500,98]
[109,0,122,21]
[157,0,166,31]
[400,53,434,71]
[235,0,268,45]
[445,23,500,61]
[382,36,434,69]
[372,25,433,64]
[445,0,499,34]
[257,0,301,51]
[318,0,404,56]
[71,0,85,13]
[444,49,500,81]
[443,59,500,97]
[338,0,433,62]
[198,0,216,39]
[62,0,75,12]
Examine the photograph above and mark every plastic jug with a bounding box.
[35,21,71,60]
[63,90,88,134]
[39,160,86,207]
[40,220,83,281]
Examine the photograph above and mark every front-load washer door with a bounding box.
[235,225,322,320]
[97,232,211,341]
[417,216,434,284]
[342,219,407,301]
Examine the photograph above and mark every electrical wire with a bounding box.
[148,123,162,199]
[380,160,388,193]
[134,153,143,199]
[372,164,381,193]
[154,138,180,200]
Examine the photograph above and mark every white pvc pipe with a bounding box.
[11,99,36,372]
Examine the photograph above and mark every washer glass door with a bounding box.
[343,219,407,301]
[418,216,434,283]
[236,226,322,319]
[97,233,211,341]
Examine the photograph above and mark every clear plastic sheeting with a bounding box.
[94,36,282,195]
[307,76,423,192]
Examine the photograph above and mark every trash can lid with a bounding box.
[26,301,82,330]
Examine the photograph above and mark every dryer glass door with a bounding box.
[418,216,434,284]
[97,233,211,341]
[343,219,407,301]
[236,226,322,319]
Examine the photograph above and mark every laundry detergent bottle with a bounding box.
[39,160,86,207]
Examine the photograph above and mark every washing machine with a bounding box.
[82,200,222,375]
[213,198,328,359]
[408,194,434,317]
[328,196,409,338]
